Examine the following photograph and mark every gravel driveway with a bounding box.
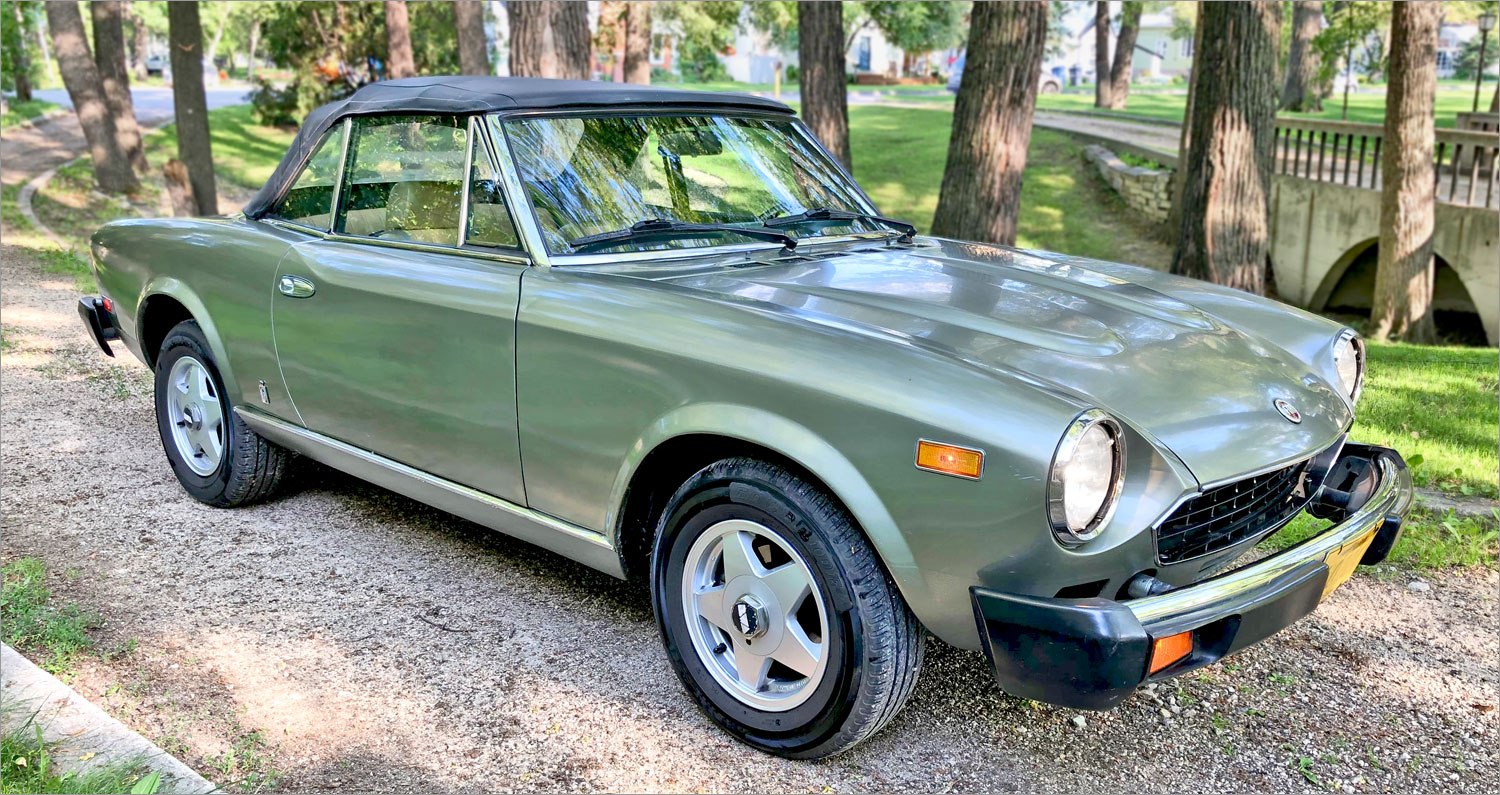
[2,241,1495,792]
[2,110,1496,790]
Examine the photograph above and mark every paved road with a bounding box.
[30,84,253,126]
[2,85,251,189]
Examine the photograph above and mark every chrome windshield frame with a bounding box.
[487,107,891,269]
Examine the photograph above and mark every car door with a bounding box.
[271,114,531,504]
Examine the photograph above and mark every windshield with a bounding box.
[501,113,881,255]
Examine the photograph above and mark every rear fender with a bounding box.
[137,277,242,402]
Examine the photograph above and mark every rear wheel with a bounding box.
[154,320,287,507]
[651,458,924,759]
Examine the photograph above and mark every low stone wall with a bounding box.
[1081,144,1173,224]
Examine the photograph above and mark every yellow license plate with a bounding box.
[1321,525,1380,598]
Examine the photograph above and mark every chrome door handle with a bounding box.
[278,275,316,298]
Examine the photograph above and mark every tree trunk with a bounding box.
[129,2,148,80]
[798,1,852,169]
[44,1,137,194]
[1105,1,1141,110]
[1169,1,1281,294]
[10,3,33,102]
[90,1,147,175]
[930,0,1048,245]
[385,1,417,79]
[1280,0,1324,111]
[247,18,261,81]
[1370,1,1440,343]
[552,1,590,79]
[454,1,490,76]
[205,8,226,66]
[1094,2,1112,108]
[37,15,58,87]
[1168,10,1206,233]
[508,1,588,79]
[168,0,216,215]
[162,159,196,217]
[623,1,651,85]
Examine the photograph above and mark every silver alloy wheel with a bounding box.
[165,355,225,477]
[681,518,830,711]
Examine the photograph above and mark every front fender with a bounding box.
[606,402,928,628]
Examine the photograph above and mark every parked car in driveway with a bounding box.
[79,76,1412,759]
[948,52,1063,93]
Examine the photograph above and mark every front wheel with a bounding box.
[651,458,924,759]
[154,320,287,507]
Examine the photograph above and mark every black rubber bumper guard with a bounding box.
[972,443,1412,710]
[77,297,119,357]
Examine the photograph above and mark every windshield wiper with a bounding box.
[568,218,796,252]
[762,207,917,242]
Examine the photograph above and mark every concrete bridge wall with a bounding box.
[1267,176,1498,345]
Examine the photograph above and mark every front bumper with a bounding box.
[972,443,1412,710]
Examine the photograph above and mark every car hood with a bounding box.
[654,240,1350,486]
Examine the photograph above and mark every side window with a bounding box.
[465,134,520,249]
[336,115,467,247]
[269,124,345,229]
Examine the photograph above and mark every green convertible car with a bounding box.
[80,77,1412,758]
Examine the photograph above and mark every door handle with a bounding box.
[278,275,316,298]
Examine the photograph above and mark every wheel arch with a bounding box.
[137,279,241,399]
[608,404,923,610]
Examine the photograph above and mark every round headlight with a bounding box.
[1332,331,1365,403]
[1047,410,1125,546]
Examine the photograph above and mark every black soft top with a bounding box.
[244,76,794,219]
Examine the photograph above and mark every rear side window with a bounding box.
[269,125,346,229]
[336,115,468,247]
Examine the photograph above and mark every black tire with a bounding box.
[651,457,924,759]
[153,320,287,507]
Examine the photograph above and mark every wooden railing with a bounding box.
[1273,117,1500,208]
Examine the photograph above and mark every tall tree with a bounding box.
[931,1,1048,245]
[1094,2,1112,108]
[128,2,148,80]
[44,1,137,194]
[167,0,215,214]
[90,1,146,174]
[798,1,851,169]
[204,4,228,66]
[508,1,589,79]
[1370,1,1441,342]
[454,0,490,76]
[1281,0,1325,111]
[623,1,652,85]
[1169,1,1281,293]
[246,16,262,81]
[1105,1,1142,110]
[5,2,34,102]
[385,1,417,78]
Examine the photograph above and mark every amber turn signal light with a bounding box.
[1149,631,1193,675]
[915,441,984,480]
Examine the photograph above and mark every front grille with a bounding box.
[1156,460,1315,565]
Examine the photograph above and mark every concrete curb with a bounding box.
[9,107,69,130]
[18,160,75,250]
[1,645,217,793]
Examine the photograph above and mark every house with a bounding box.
[1129,11,1193,80]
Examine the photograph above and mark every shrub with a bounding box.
[249,78,299,127]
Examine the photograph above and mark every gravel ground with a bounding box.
[2,237,1496,793]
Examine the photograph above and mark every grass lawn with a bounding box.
[1,723,160,794]
[1,98,62,128]
[147,103,297,191]
[1036,87,1481,128]
[678,79,947,95]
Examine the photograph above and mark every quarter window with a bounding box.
[465,134,521,249]
[269,124,346,229]
[336,115,468,247]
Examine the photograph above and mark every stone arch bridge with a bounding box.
[1066,114,1499,345]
